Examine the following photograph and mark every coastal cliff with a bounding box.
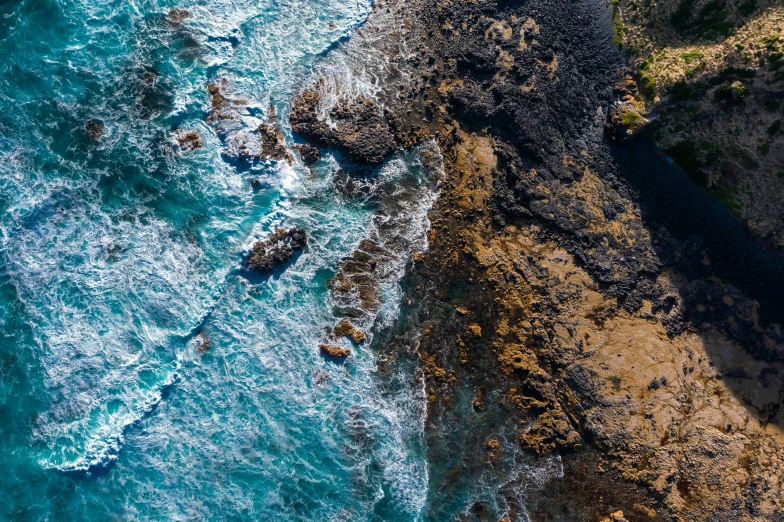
[291,0,784,519]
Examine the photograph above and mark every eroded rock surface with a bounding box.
[245,228,307,275]
[333,319,366,344]
[290,84,396,164]
[319,344,351,359]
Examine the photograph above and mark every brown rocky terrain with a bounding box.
[290,0,784,519]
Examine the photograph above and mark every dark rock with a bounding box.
[258,123,291,162]
[245,227,307,275]
[294,144,321,164]
[175,130,203,152]
[85,119,104,142]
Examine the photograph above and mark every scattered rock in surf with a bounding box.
[245,227,307,275]
[412,251,425,263]
[166,8,189,24]
[486,439,501,463]
[319,344,351,359]
[293,144,321,165]
[193,331,211,354]
[258,124,292,163]
[333,319,366,344]
[174,130,203,152]
[311,369,330,386]
[473,386,487,411]
[85,119,104,142]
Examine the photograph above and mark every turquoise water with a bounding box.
[0,0,437,519]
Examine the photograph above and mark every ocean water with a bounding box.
[0,0,438,519]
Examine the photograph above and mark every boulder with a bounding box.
[175,130,203,152]
[85,119,104,142]
[245,227,307,275]
[319,344,351,359]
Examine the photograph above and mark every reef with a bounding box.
[299,0,784,519]
[245,227,307,276]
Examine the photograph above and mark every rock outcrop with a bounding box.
[319,344,351,359]
[613,0,784,248]
[333,319,366,344]
[290,83,397,164]
[245,228,307,275]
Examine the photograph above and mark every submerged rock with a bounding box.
[319,344,351,359]
[85,119,104,142]
[166,9,189,23]
[245,227,307,275]
[333,319,366,344]
[193,332,211,354]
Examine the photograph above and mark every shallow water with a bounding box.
[0,0,441,519]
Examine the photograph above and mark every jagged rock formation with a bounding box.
[290,84,397,164]
[245,228,307,275]
[319,344,351,359]
[333,319,367,344]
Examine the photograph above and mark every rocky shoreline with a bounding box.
[288,0,784,519]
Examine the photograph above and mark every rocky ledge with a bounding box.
[290,84,397,165]
[244,227,307,276]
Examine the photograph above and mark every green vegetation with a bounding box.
[670,0,735,40]
[757,143,771,155]
[613,7,625,47]
[670,79,702,101]
[767,120,782,136]
[637,54,658,98]
[765,99,781,112]
[739,0,757,16]
[621,110,645,129]
[714,81,745,103]
[666,140,722,186]
[763,34,781,50]
[682,50,704,64]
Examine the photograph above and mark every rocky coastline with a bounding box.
[288,0,784,520]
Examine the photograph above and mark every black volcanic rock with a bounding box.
[245,228,307,275]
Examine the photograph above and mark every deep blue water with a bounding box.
[0,0,440,519]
